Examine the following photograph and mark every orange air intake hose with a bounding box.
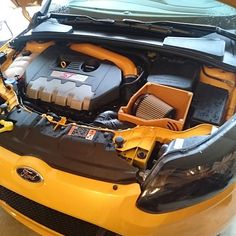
[70,43,138,78]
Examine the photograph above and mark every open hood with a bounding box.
[11,0,43,8]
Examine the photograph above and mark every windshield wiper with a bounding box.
[122,19,236,41]
[39,13,236,41]
[48,13,195,36]
[49,13,115,24]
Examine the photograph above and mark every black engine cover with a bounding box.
[24,45,122,111]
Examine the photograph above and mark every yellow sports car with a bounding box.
[0,0,236,235]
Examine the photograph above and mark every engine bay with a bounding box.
[0,40,236,181]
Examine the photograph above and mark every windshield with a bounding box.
[48,0,236,28]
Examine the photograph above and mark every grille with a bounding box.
[0,186,111,236]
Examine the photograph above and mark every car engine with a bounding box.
[1,40,235,174]
[24,45,122,111]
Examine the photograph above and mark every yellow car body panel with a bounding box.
[1,145,236,236]
[0,202,62,236]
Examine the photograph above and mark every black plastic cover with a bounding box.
[147,58,199,91]
[32,19,73,34]
[0,109,137,183]
[191,83,229,126]
[24,45,122,111]
[163,37,225,59]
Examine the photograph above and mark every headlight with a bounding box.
[137,115,236,213]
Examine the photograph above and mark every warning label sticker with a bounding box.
[85,129,97,140]
[51,71,88,82]
[67,126,97,141]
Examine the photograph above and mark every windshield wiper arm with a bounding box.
[41,13,236,41]
[122,19,236,41]
[42,13,194,36]
[49,13,115,24]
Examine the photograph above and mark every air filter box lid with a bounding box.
[147,58,199,91]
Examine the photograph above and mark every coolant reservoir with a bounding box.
[3,53,38,79]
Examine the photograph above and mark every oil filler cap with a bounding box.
[81,59,100,72]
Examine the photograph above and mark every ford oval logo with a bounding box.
[16,167,43,183]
